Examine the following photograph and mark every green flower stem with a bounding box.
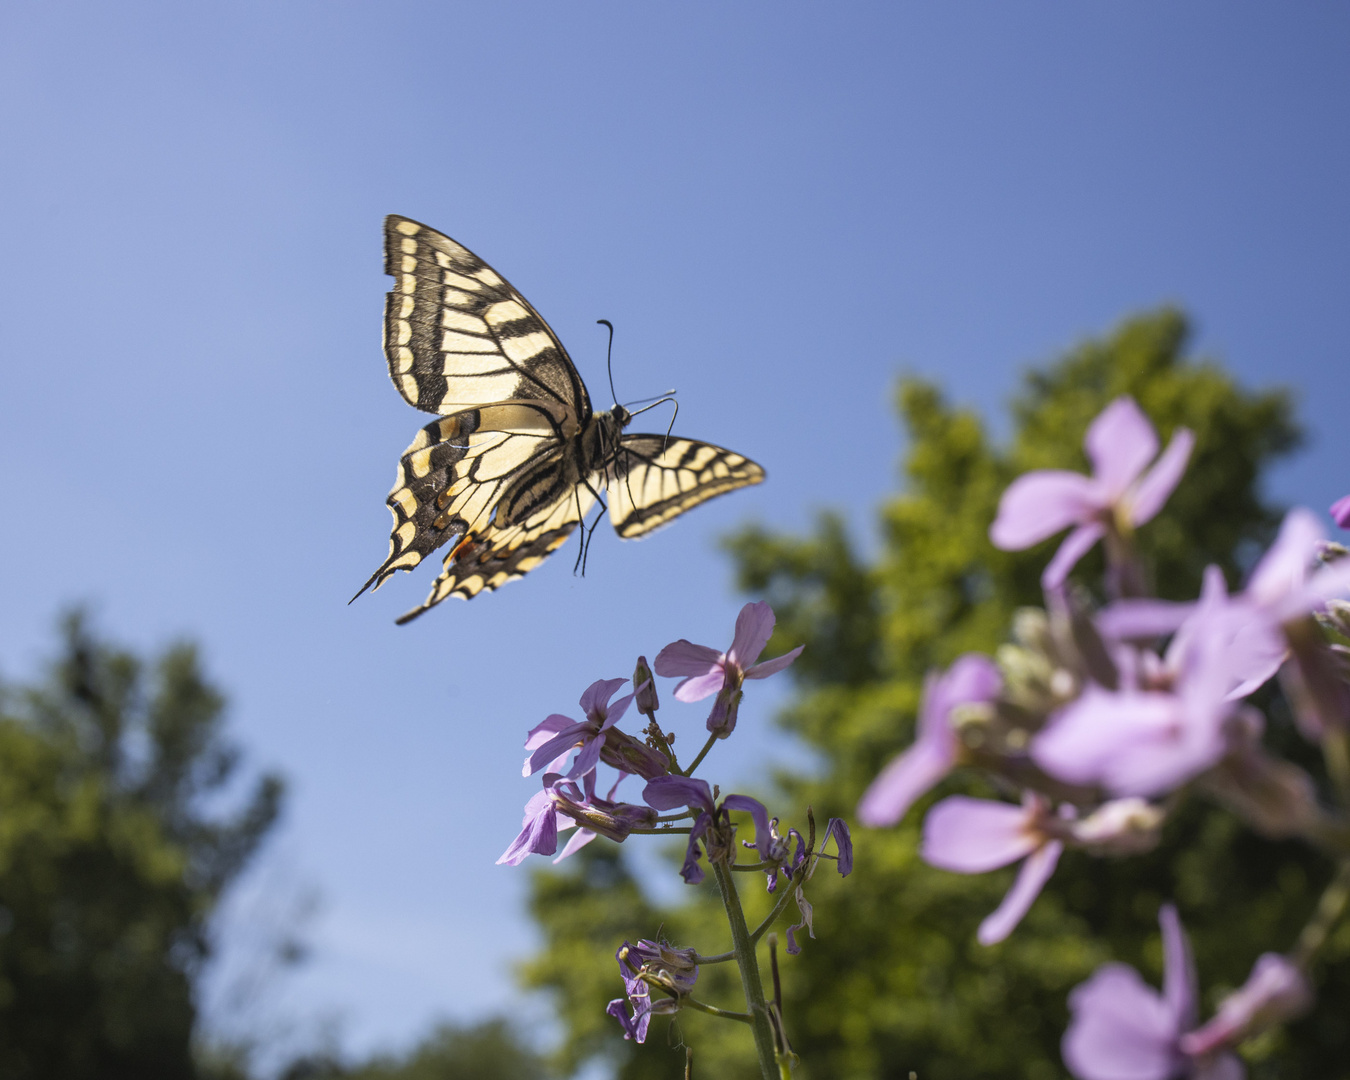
[681,732,721,777]
[711,857,780,1080]
[1293,858,1350,969]
[694,949,735,964]
[683,997,751,1022]
[1324,730,1350,809]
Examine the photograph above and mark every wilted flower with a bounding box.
[654,601,803,737]
[857,654,1002,826]
[522,677,634,779]
[921,793,1064,945]
[990,396,1194,590]
[606,938,699,1043]
[496,783,560,866]
[1062,905,1244,1080]
[641,775,770,885]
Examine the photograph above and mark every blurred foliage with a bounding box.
[271,1019,552,1080]
[524,310,1350,1078]
[0,612,283,1080]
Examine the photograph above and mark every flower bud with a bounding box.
[633,656,659,713]
[707,685,743,738]
[1069,798,1165,854]
[598,727,670,779]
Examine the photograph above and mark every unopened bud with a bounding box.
[633,656,659,713]
[706,685,743,739]
[599,728,670,779]
[1069,798,1165,854]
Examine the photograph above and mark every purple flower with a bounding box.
[654,601,804,737]
[522,677,634,779]
[990,396,1194,589]
[642,775,771,885]
[498,772,657,867]
[1062,905,1244,1080]
[1033,576,1254,797]
[824,817,853,876]
[921,793,1064,945]
[1332,494,1350,530]
[857,654,1002,826]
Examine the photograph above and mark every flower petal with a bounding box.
[672,670,726,702]
[566,733,605,779]
[1043,521,1107,589]
[920,796,1040,873]
[653,639,723,676]
[722,794,771,856]
[921,654,1003,737]
[1333,495,1350,530]
[1128,428,1194,525]
[1096,599,1195,641]
[745,644,804,680]
[553,828,598,863]
[642,775,715,814]
[1159,903,1197,1032]
[824,818,853,876]
[1245,508,1325,609]
[857,734,956,826]
[990,471,1102,549]
[977,839,1062,945]
[580,677,629,718]
[728,601,776,669]
[1085,396,1159,498]
[497,791,558,865]
[1062,963,1182,1080]
[525,723,589,776]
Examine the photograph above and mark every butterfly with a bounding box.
[353,216,765,623]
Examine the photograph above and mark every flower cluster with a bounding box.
[498,601,851,1059]
[861,396,1350,1078]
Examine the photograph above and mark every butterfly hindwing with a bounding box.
[608,435,765,540]
[393,477,600,623]
[354,403,567,597]
[383,216,590,427]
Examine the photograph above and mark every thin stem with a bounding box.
[751,878,803,945]
[630,826,691,836]
[711,857,779,1080]
[1324,730,1350,809]
[1293,858,1350,968]
[643,708,682,774]
[683,997,751,1022]
[681,732,720,777]
[732,861,770,872]
[694,949,735,964]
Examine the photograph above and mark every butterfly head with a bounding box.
[609,403,633,428]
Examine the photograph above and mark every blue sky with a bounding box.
[2,0,1349,1065]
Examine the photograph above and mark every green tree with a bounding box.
[275,1018,552,1080]
[0,612,283,1080]
[526,310,1350,1078]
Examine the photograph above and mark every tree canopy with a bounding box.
[0,613,283,1080]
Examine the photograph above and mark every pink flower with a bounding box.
[654,601,803,736]
[991,396,1194,589]
[1332,495,1350,530]
[920,793,1064,945]
[1033,574,1253,797]
[857,655,1001,826]
[522,677,634,779]
[1063,905,1243,1080]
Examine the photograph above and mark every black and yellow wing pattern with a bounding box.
[355,216,764,623]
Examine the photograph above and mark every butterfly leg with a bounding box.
[573,476,610,576]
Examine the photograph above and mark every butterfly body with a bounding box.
[356,217,764,622]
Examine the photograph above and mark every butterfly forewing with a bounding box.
[383,216,590,427]
[608,436,765,539]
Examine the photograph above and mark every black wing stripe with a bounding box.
[608,435,765,539]
[381,216,590,424]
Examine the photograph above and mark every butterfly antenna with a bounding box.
[623,389,677,408]
[597,319,619,408]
